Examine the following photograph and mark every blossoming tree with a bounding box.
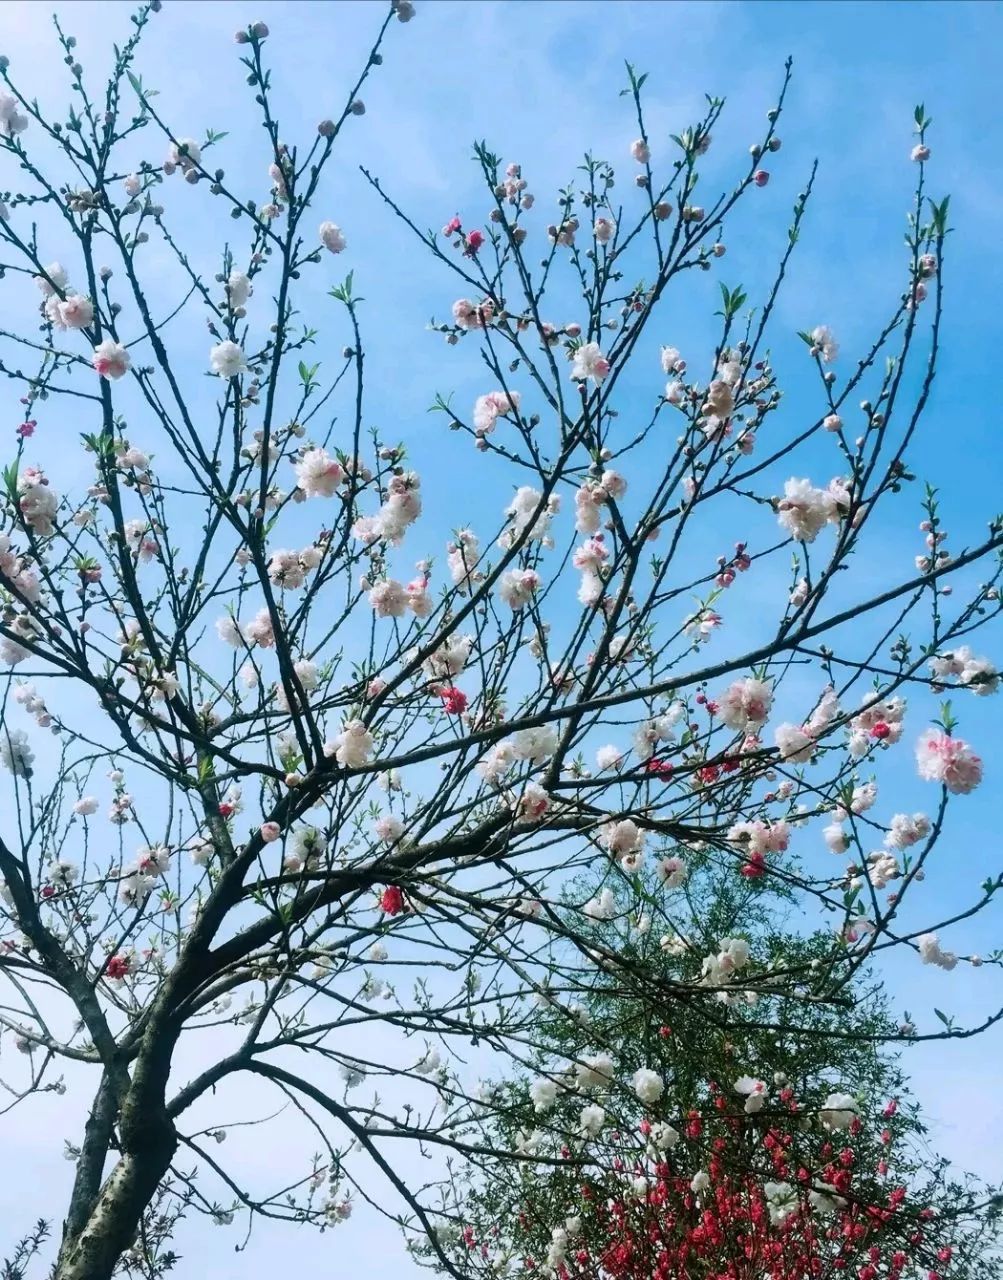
[0,4,1000,1279]
[427,860,1003,1279]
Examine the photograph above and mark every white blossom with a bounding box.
[819,1091,858,1131]
[320,221,347,253]
[210,341,248,378]
[632,1067,664,1104]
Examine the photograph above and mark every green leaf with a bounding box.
[297,360,320,388]
[718,282,746,320]
[930,195,951,236]
[329,270,355,304]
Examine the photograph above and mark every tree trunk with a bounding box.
[54,1130,177,1280]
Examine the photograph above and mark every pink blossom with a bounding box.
[319,221,347,253]
[17,470,58,536]
[601,470,627,500]
[369,579,408,618]
[601,818,643,858]
[810,325,839,362]
[92,340,130,380]
[656,856,687,888]
[447,529,482,593]
[243,608,275,649]
[718,677,773,731]
[728,819,789,857]
[776,477,837,543]
[775,722,814,763]
[328,719,374,768]
[58,295,94,329]
[573,536,608,572]
[513,781,550,823]
[498,568,539,610]
[375,815,404,843]
[885,812,930,849]
[571,342,609,385]
[295,447,343,498]
[660,346,685,375]
[915,729,982,794]
[574,482,606,534]
[473,389,521,436]
[451,298,494,331]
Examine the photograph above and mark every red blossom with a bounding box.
[380,885,404,915]
[440,685,468,714]
[490,1087,957,1280]
[106,954,131,979]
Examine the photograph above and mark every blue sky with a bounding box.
[1,1,1002,1275]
